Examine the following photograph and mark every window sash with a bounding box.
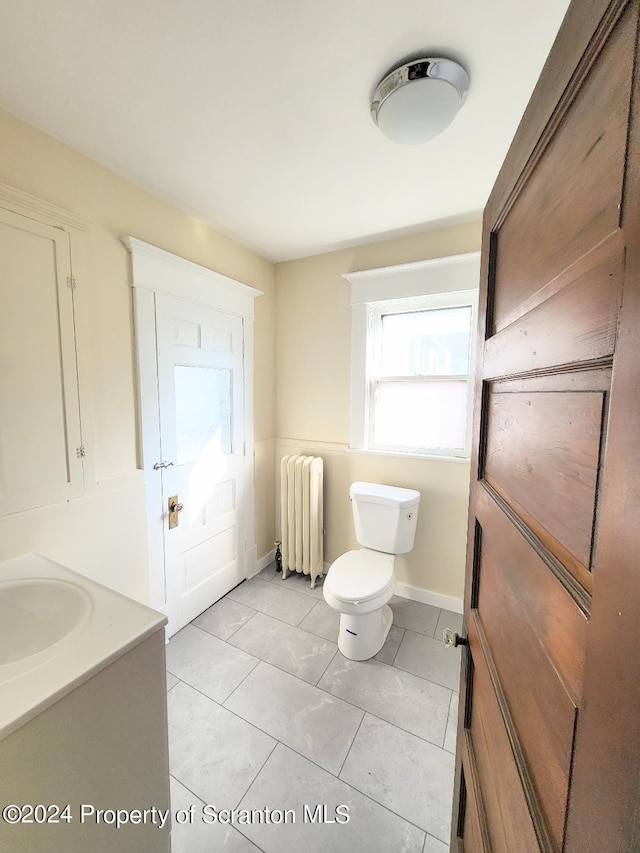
[378,305,473,378]
[365,291,476,458]
[367,377,471,455]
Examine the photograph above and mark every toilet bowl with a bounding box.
[323,548,396,660]
[323,482,420,661]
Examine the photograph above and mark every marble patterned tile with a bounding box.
[228,611,337,684]
[434,609,463,644]
[298,599,340,643]
[424,833,450,853]
[227,577,316,625]
[443,692,459,754]
[193,598,257,641]
[166,672,180,692]
[390,596,440,637]
[272,567,326,599]
[170,775,261,853]
[237,743,425,853]
[166,624,259,703]
[265,566,284,583]
[168,681,276,808]
[225,662,363,774]
[255,563,279,582]
[318,655,450,747]
[394,630,461,692]
[340,714,455,843]
[375,624,405,665]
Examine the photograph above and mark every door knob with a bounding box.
[169,499,184,512]
[443,628,467,648]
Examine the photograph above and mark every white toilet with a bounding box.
[323,482,420,661]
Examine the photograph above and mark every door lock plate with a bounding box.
[168,496,183,529]
[443,627,468,648]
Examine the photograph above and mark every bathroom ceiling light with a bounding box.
[371,57,470,145]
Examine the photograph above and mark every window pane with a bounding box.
[380,306,472,376]
[373,380,468,450]
[174,366,232,464]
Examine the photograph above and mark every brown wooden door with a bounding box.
[452,1,640,850]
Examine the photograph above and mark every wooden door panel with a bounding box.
[491,14,633,334]
[452,2,640,850]
[475,487,588,706]
[461,785,485,852]
[459,737,491,852]
[475,503,584,846]
[484,388,604,568]
[466,621,541,852]
[484,230,624,378]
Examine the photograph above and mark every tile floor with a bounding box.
[165,563,463,853]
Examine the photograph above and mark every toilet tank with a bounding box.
[350,482,420,554]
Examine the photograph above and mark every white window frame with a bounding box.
[345,252,480,460]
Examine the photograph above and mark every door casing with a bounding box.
[124,237,262,619]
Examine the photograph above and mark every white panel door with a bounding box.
[155,293,245,635]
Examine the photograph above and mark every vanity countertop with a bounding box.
[0,552,166,740]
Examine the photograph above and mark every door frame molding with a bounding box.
[123,237,262,613]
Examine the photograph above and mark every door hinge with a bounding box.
[243,441,246,456]
[66,276,77,290]
[76,445,86,458]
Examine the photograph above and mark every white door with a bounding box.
[155,293,246,635]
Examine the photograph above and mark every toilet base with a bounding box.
[337,604,393,661]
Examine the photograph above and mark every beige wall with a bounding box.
[0,108,276,600]
[275,220,482,603]
[0,104,480,606]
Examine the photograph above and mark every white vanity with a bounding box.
[0,553,170,852]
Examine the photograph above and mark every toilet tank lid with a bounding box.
[350,482,420,508]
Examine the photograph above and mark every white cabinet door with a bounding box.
[155,294,245,635]
[0,207,84,515]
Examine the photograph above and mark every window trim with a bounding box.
[345,252,480,460]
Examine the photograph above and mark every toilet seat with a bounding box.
[325,549,395,604]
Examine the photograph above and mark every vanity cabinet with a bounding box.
[0,553,170,852]
[0,631,171,852]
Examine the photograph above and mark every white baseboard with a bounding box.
[394,582,463,615]
[252,548,276,577]
[246,545,258,578]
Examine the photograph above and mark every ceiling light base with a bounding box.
[371,57,470,145]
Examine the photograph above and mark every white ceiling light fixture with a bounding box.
[371,57,470,145]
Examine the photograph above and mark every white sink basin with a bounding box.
[0,578,91,665]
[0,552,166,741]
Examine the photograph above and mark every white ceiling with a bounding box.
[0,1,570,262]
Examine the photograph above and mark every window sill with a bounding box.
[346,447,471,463]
